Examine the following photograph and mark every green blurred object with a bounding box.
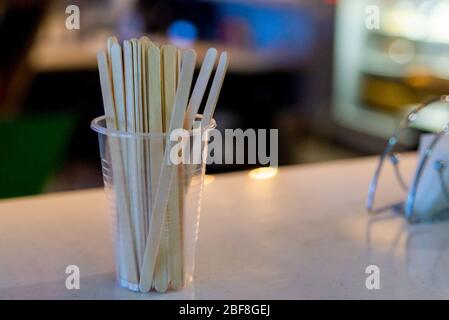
[0,113,75,199]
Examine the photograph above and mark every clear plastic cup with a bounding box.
[91,115,215,293]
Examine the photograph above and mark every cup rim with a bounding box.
[91,115,217,138]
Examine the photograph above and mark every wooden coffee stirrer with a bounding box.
[146,41,167,291]
[136,39,147,233]
[124,40,136,133]
[106,37,119,130]
[165,46,185,291]
[123,40,143,280]
[111,43,128,164]
[181,48,218,192]
[111,42,142,284]
[201,52,228,127]
[124,39,146,266]
[97,50,139,286]
[184,48,218,130]
[122,40,143,281]
[147,41,163,216]
[152,44,178,292]
[139,37,151,239]
[110,42,127,126]
[139,49,197,293]
[140,37,150,134]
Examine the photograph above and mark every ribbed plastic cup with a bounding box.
[91,115,215,293]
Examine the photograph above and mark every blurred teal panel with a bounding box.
[0,113,75,199]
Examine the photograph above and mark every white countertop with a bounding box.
[1,154,449,299]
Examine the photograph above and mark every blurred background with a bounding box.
[0,0,448,199]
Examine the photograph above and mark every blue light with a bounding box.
[168,20,198,47]
[217,3,315,56]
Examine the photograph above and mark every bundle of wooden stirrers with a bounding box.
[97,36,228,293]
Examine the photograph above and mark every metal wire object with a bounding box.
[366,95,449,224]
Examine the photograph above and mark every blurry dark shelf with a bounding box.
[28,33,305,73]
[367,29,449,48]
